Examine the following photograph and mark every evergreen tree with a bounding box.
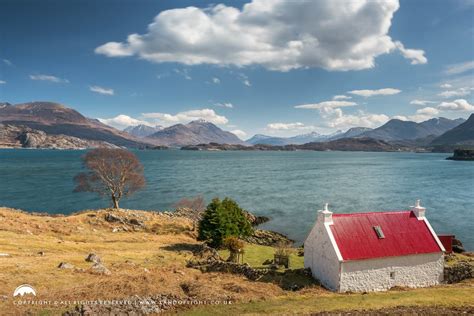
[198,197,253,248]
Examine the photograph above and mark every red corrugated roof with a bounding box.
[330,211,442,261]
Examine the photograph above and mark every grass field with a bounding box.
[180,280,474,315]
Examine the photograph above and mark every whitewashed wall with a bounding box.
[339,252,444,292]
[304,219,340,291]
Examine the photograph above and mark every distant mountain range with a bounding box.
[431,114,474,146]
[246,127,371,145]
[0,101,471,150]
[145,119,245,147]
[0,102,147,148]
[360,117,465,141]
[124,124,163,138]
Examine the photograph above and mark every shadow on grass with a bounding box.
[161,243,201,253]
[257,269,320,291]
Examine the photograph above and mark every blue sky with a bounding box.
[0,0,473,139]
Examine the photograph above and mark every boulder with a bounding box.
[85,253,101,263]
[90,263,111,275]
[452,238,465,253]
[104,213,123,223]
[58,262,74,269]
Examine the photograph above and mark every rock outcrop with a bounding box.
[0,124,117,149]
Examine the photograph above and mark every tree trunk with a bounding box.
[227,251,238,263]
[112,195,119,209]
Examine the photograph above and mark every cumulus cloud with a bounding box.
[348,88,401,97]
[416,107,439,116]
[294,100,357,109]
[437,87,472,98]
[95,0,425,71]
[231,129,247,139]
[394,41,427,65]
[437,99,474,111]
[319,107,389,129]
[410,99,436,106]
[211,77,221,84]
[333,95,352,100]
[29,74,69,83]
[98,115,151,130]
[215,102,234,108]
[174,68,192,80]
[266,122,308,130]
[444,61,474,75]
[0,80,6,84]
[440,83,452,89]
[142,108,228,125]
[90,85,114,95]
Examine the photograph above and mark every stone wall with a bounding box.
[444,262,473,284]
[187,259,268,281]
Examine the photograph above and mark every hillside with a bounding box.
[124,124,163,138]
[246,131,344,146]
[0,207,472,315]
[147,120,246,147]
[0,102,148,148]
[362,117,465,141]
[0,124,116,149]
[431,114,474,146]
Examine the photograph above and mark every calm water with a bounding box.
[0,149,473,249]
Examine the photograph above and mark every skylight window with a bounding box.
[373,226,385,239]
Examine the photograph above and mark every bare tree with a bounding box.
[74,148,145,209]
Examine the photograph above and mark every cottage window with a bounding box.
[373,226,385,239]
[390,272,395,279]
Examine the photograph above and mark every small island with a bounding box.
[447,149,474,161]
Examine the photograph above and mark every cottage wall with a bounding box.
[304,220,340,291]
[339,252,444,292]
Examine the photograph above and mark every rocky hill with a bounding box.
[147,120,246,147]
[431,114,474,146]
[362,117,465,141]
[0,102,148,148]
[0,124,117,149]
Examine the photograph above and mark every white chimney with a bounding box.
[411,199,426,219]
[318,202,333,224]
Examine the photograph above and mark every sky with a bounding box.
[0,0,473,139]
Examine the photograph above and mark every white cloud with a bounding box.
[445,61,474,75]
[348,88,401,97]
[394,41,427,65]
[266,122,308,130]
[89,85,114,95]
[215,102,234,108]
[29,74,69,83]
[438,99,474,111]
[231,129,247,139]
[440,83,452,89]
[3,59,12,66]
[319,107,389,129]
[173,68,192,80]
[142,108,228,125]
[333,95,352,100]
[416,107,439,116]
[211,77,221,84]
[0,80,6,84]
[437,87,472,98]
[243,79,251,87]
[294,100,357,109]
[98,115,151,130]
[410,99,436,106]
[95,0,425,71]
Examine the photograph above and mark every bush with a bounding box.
[198,198,253,248]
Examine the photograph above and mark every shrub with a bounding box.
[198,198,253,248]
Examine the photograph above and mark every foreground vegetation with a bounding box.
[0,206,472,315]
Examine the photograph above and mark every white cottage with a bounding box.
[304,201,445,292]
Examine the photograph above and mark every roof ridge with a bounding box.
[332,210,412,217]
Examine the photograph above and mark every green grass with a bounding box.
[218,243,304,270]
[179,282,474,315]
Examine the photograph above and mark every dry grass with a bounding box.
[0,207,283,315]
